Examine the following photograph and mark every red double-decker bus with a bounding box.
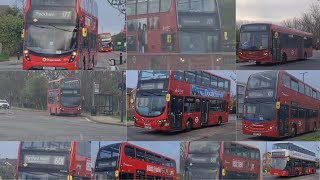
[239,23,313,64]
[127,0,233,70]
[48,77,81,116]
[270,142,316,177]
[16,141,91,180]
[93,142,177,180]
[22,0,98,70]
[99,33,113,52]
[242,71,320,138]
[185,141,260,179]
[134,71,230,132]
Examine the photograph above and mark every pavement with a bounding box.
[263,173,319,180]
[127,114,237,141]
[237,50,320,70]
[0,107,126,141]
[81,112,126,126]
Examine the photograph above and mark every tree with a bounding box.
[0,6,23,56]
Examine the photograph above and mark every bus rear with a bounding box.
[239,24,271,64]
[99,33,113,52]
[242,71,279,137]
[134,71,171,131]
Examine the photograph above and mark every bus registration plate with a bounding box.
[43,67,55,70]
[144,125,152,129]
[253,133,261,136]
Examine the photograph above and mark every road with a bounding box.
[0,51,126,70]
[263,173,319,180]
[127,114,236,141]
[0,108,126,141]
[237,50,320,70]
[236,120,320,141]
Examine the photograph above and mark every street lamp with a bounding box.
[300,72,308,82]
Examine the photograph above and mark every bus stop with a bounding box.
[92,92,113,116]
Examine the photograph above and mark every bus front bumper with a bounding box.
[23,54,79,70]
[134,117,171,131]
[270,168,289,176]
[238,51,272,63]
[242,120,279,137]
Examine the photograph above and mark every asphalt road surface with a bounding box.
[263,173,319,180]
[0,108,126,141]
[0,51,126,70]
[236,121,320,141]
[237,50,320,70]
[127,114,237,141]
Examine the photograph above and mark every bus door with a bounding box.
[169,96,183,129]
[287,159,294,176]
[297,37,303,59]
[278,104,289,136]
[201,100,209,126]
[305,109,311,132]
[272,31,281,62]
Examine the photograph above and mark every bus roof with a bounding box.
[272,142,316,156]
[227,141,260,151]
[100,142,176,162]
[241,23,313,37]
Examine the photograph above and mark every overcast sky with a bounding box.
[237,70,320,91]
[127,71,237,95]
[237,0,319,24]
[0,0,124,34]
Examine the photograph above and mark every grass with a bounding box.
[111,114,127,121]
[296,133,320,141]
[0,54,9,62]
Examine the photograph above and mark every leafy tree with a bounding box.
[20,75,48,109]
[0,6,23,56]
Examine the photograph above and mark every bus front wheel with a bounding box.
[186,119,193,131]
[291,125,297,137]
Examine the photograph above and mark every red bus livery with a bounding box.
[16,141,91,180]
[126,0,233,70]
[134,71,230,132]
[242,71,320,138]
[94,142,176,180]
[270,142,316,177]
[185,141,260,179]
[48,77,81,116]
[99,33,113,52]
[23,0,98,70]
[239,23,313,64]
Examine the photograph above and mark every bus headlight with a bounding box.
[69,52,77,62]
[158,119,167,127]
[133,116,137,121]
[263,52,268,56]
[24,50,31,61]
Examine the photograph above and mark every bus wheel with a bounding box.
[217,117,222,126]
[282,54,287,63]
[255,62,261,65]
[291,124,297,137]
[186,119,193,131]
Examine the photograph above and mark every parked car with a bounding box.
[0,100,10,109]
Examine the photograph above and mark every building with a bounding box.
[263,152,271,173]
[236,81,246,118]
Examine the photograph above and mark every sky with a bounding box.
[0,0,124,34]
[0,141,19,159]
[127,71,237,96]
[237,0,319,24]
[91,141,181,172]
[237,70,320,92]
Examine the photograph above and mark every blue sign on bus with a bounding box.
[191,85,225,98]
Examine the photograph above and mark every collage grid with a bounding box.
[0,0,319,180]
